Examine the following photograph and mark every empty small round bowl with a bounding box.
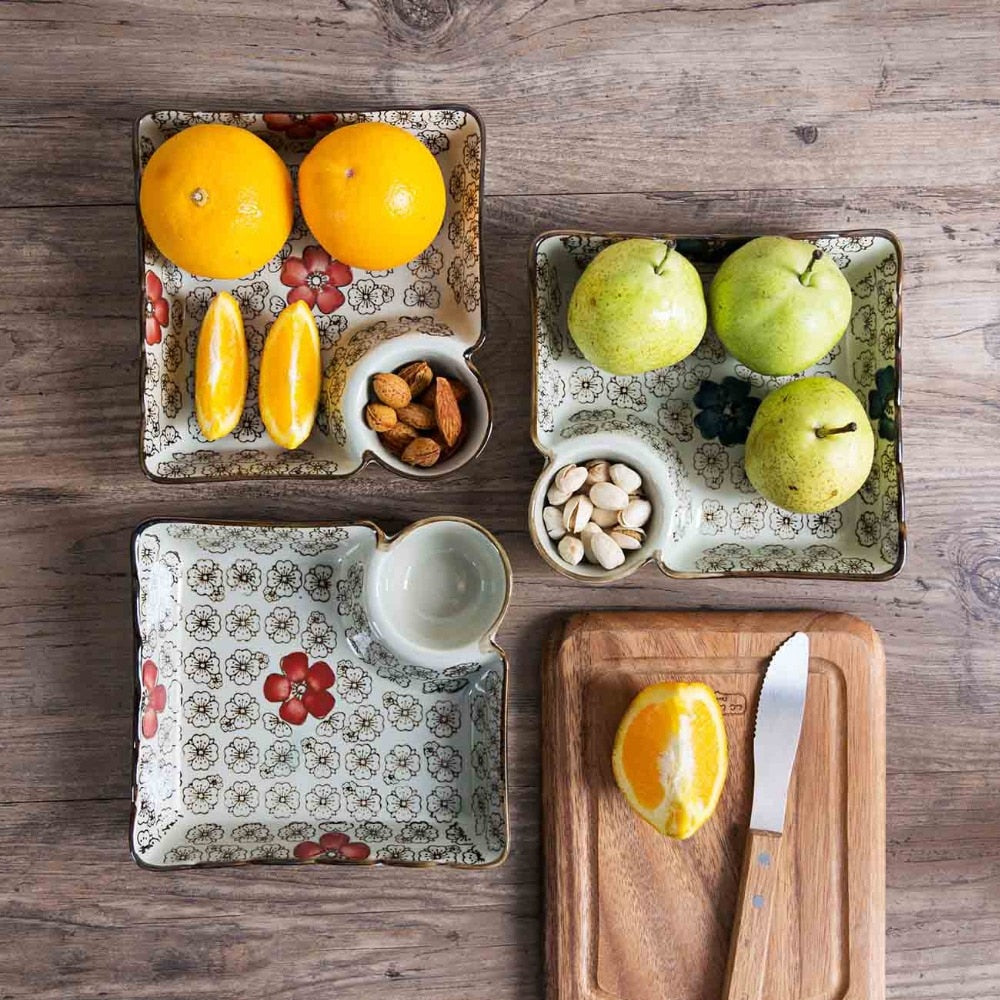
[366,518,511,665]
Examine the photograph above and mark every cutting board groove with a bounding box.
[542,611,885,1000]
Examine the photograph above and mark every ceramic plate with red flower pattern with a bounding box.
[131,518,510,869]
[135,108,489,482]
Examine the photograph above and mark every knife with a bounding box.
[722,631,811,1000]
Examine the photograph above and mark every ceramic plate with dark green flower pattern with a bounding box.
[529,230,904,581]
[131,518,510,869]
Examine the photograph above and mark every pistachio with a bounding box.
[562,495,593,534]
[547,483,572,506]
[619,498,652,529]
[557,535,584,566]
[585,460,611,485]
[590,506,620,528]
[608,527,645,551]
[554,464,588,495]
[542,505,566,540]
[580,522,604,564]
[590,530,626,570]
[589,481,629,511]
[609,463,642,495]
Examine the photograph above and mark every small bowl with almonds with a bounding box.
[326,318,491,479]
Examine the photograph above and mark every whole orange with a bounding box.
[140,123,293,279]
[297,121,446,271]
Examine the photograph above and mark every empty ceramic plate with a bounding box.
[130,518,511,869]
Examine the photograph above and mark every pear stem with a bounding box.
[815,422,857,438]
[799,247,823,285]
[654,240,676,275]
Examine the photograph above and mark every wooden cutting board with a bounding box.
[542,611,885,1000]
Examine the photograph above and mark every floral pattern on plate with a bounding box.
[136,108,484,481]
[131,521,507,869]
[531,232,904,578]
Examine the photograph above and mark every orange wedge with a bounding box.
[259,300,321,449]
[612,681,728,840]
[194,291,248,441]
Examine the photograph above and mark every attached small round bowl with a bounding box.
[529,432,674,584]
[331,322,492,479]
[366,517,512,666]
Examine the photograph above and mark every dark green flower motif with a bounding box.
[868,365,897,441]
[693,377,761,446]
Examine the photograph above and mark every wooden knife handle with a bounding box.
[722,828,783,1000]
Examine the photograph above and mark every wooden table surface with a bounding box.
[2,2,999,998]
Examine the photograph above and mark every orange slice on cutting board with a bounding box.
[612,681,728,840]
[194,291,248,441]
[259,300,321,449]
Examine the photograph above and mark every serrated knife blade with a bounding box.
[749,631,810,833]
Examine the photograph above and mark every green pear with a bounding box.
[744,376,874,515]
[708,236,852,376]
[567,238,706,375]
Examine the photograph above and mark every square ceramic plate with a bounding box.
[135,107,489,482]
[529,231,904,581]
[130,518,511,869]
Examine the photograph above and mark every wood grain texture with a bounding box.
[1,0,1000,997]
[722,829,784,1000]
[543,611,885,1000]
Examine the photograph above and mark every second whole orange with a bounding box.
[297,122,446,271]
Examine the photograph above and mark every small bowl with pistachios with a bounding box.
[529,435,671,582]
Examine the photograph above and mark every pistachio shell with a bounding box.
[542,506,566,540]
[554,464,588,495]
[608,527,645,551]
[610,463,642,494]
[547,483,572,506]
[618,498,652,529]
[590,506,620,528]
[589,481,629,511]
[562,495,593,534]
[585,460,611,485]
[580,523,603,564]
[557,535,584,566]
[590,531,626,570]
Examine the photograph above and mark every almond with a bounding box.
[396,360,434,397]
[401,436,441,468]
[365,403,397,433]
[396,402,436,431]
[433,377,462,447]
[380,422,418,455]
[421,376,468,408]
[372,372,411,409]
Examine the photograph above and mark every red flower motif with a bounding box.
[144,271,169,345]
[263,112,338,140]
[280,246,352,314]
[263,651,335,725]
[140,659,167,739]
[293,830,371,862]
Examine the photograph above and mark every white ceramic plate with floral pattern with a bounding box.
[136,107,488,482]
[529,231,905,582]
[131,518,511,869]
